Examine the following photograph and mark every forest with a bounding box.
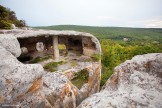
[36,25,162,87]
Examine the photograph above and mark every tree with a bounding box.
[0,5,26,29]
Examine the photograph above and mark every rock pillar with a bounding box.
[53,36,59,61]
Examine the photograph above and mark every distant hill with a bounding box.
[35,25,162,43]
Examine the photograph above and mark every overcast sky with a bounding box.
[0,0,162,28]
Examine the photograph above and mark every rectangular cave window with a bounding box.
[17,36,53,63]
[58,44,67,56]
[67,37,83,54]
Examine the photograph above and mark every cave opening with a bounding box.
[17,55,33,62]
[66,37,83,54]
[17,35,98,73]
[17,36,53,63]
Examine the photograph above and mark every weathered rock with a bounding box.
[123,37,129,41]
[0,29,102,55]
[42,72,77,108]
[78,53,162,108]
[36,42,45,52]
[0,30,102,108]
[21,47,28,54]
[11,24,17,29]
[82,37,101,56]
[42,62,101,108]
[0,34,21,57]
[0,45,46,106]
[0,48,101,107]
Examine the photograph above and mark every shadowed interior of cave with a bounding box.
[17,35,86,62]
[17,35,97,64]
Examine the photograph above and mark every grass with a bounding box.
[43,61,64,72]
[70,61,77,67]
[30,56,51,63]
[71,69,89,89]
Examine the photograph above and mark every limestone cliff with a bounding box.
[78,53,162,108]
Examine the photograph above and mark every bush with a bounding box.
[71,69,89,89]
[91,53,101,62]
[0,5,26,29]
[0,20,11,29]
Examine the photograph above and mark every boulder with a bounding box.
[78,53,162,108]
[123,38,129,41]
[0,34,21,57]
[36,42,44,52]
[42,72,79,108]
[0,45,46,107]
[11,24,17,29]
[21,47,28,54]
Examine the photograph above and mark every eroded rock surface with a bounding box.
[0,32,101,108]
[0,34,21,57]
[42,62,101,108]
[78,53,162,108]
[0,46,101,107]
[0,45,46,107]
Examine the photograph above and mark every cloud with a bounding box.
[145,20,162,28]
[96,16,114,21]
[132,16,162,28]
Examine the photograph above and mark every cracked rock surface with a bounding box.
[0,33,101,108]
[78,53,162,108]
[0,34,21,57]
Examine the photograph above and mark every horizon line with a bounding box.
[33,24,162,29]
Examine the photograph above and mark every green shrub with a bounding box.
[71,69,89,89]
[91,53,101,62]
[0,5,26,29]
[0,20,11,29]
[100,66,114,87]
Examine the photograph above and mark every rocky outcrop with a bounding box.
[0,34,21,57]
[42,62,101,108]
[0,32,101,107]
[1,29,101,55]
[0,45,46,107]
[78,53,162,108]
[42,72,80,108]
[0,46,101,107]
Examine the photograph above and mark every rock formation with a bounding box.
[0,34,21,57]
[78,53,162,108]
[0,29,101,108]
